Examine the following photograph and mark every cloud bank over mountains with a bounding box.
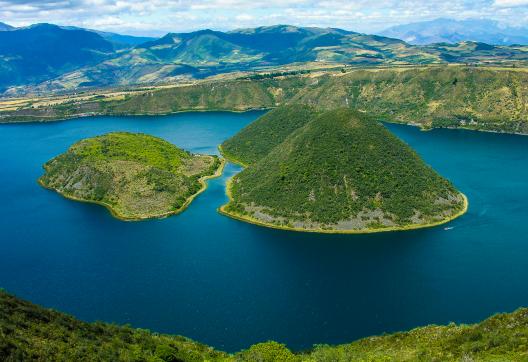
[1,0,528,36]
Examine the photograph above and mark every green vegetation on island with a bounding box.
[221,104,319,166]
[39,132,222,220]
[1,289,527,361]
[221,106,466,233]
[3,66,528,136]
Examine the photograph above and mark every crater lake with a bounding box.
[1,111,527,352]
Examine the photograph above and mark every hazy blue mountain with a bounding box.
[0,23,115,90]
[33,24,436,92]
[133,25,429,66]
[97,32,156,48]
[61,26,156,49]
[0,22,14,31]
[380,18,528,45]
[2,22,528,94]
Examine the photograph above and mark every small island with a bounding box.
[39,132,224,220]
[220,105,467,233]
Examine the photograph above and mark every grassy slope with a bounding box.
[221,107,466,232]
[103,78,300,115]
[0,76,309,122]
[0,290,228,361]
[1,290,527,361]
[2,66,528,135]
[39,132,222,220]
[291,66,528,134]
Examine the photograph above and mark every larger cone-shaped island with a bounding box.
[220,105,467,233]
[39,132,223,220]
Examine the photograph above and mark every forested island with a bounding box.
[220,105,467,233]
[39,132,223,220]
[1,289,526,361]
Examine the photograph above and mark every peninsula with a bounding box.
[220,106,467,233]
[39,132,223,220]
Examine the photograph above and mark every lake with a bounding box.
[1,112,527,352]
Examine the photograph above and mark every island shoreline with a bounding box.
[218,147,468,234]
[0,107,271,125]
[38,157,226,222]
[4,110,527,138]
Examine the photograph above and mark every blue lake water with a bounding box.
[1,112,528,352]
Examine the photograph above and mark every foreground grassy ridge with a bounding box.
[39,132,222,220]
[1,290,527,361]
[0,290,228,361]
[221,107,466,232]
[2,66,528,135]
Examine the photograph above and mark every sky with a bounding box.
[1,0,528,36]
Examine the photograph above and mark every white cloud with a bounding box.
[494,0,528,6]
[235,14,254,21]
[0,0,528,36]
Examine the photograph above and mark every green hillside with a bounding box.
[0,23,116,91]
[5,23,528,94]
[221,107,466,233]
[3,66,528,135]
[39,132,222,220]
[16,25,442,92]
[221,104,319,166]
[425,41,528,64]
[106,77,307,115]
[0,290,228,361]
[1,289,527,361]
[0,75,309,123]
[290,66,528,134]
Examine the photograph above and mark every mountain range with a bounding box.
[0,22,14,31]
[1,21,528,94]
[380,18,528,45]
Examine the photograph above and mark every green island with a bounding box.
[1,289,527,361]
[220,106,467,233]
[38,132,223,220]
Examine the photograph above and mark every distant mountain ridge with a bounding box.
[1,23,440,93]
[0,22,14,31]
[380,18,528,45]
[0,23,115,91]
[61,25,156,48]
[1,22,528,94]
